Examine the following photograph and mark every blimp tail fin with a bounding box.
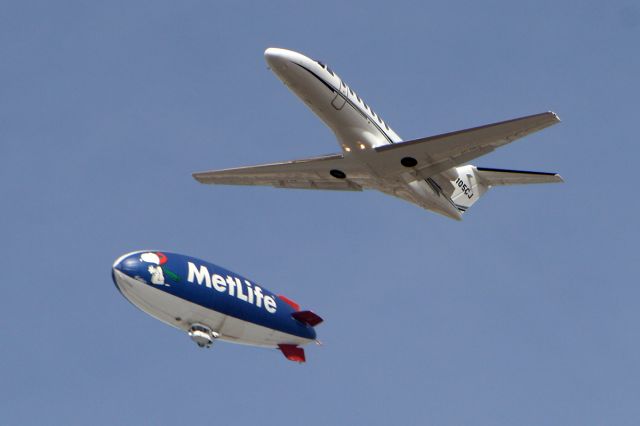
[278,295,324,327]
[292,310,324,327]
[278,294,301,311]
[278,344,306,363]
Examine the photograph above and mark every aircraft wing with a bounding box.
[372,112,560,179]
[193,153,367,191]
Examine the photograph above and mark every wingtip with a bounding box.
[192,172,207,184]
[548,111,561,122]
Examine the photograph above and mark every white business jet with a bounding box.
[193,48,563,220]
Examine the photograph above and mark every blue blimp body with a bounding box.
[112,251,322,362]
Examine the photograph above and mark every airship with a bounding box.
[112,251,322,362]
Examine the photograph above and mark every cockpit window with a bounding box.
[316,60,326,68]
[327,67,335,76]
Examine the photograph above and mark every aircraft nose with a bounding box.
[112,253,142,278]
[264,47,292,70]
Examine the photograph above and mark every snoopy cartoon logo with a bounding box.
[139,252,180,286]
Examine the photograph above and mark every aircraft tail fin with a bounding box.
[278,294,301,312]
[434,165,563,214]
[278,344,306,363]
[278,295,324,327]
[292,310,324,327]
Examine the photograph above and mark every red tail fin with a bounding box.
[291,310,323,327]
[278,295,300,311]
[278,344,305,363]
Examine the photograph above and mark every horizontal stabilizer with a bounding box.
[291,310,324,327]
[437,164,564,216]
[278,344,306,363]
[476,167,564,186]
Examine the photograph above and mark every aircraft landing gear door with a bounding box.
[331,81,348,110]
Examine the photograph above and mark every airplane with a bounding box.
[112,250,322,362]
[193,47,563,220]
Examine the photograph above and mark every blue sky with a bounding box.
[2,1,639,424]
